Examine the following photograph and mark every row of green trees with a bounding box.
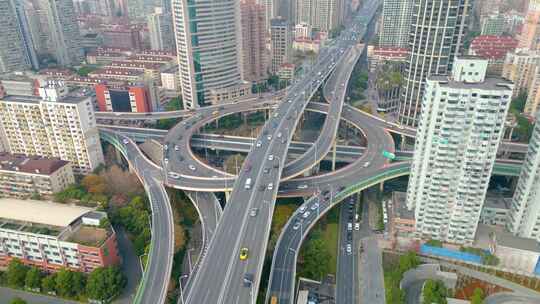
[1,259,125,302]
[422,279,448,304]
[111,195,151,256]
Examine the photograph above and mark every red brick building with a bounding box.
[469,35,519,75]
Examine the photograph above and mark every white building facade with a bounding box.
[407,58,513,244]
[507,109,540,241]
[0,84,104,174]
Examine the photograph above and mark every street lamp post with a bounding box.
[178,274,189,304]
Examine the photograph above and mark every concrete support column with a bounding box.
[400,134,406,151]
[379,181,384,192]
[225,190,231,202]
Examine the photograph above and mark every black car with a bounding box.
[243,273,254,287]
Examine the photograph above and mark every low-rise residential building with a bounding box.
[0,153,74,199]
[479,196,511,226]
[468,35,518,75]
[94,83,152,112]
[0,199,120,273]
[367,46,408,72]
[278,63,295,81]
[209,82,252,105]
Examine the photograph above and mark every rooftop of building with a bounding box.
[476,224,540,253]
[428,74,514,91]
[470,35,519,59]
[392,191,415,220]
[484,195,511,210]
[271,18,289,27]
[0,153,69,175]
[108,61,164,70]
[0,85,94,104]
[0,198,94,228]
[89,68,145,76]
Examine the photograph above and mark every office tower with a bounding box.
[148,7,175,51]
[406,57,513,244]
[518,0,540,49]
[259,0,275,32]
[480,13,506,36]
[379,0,414,48]
[0,82,104,174]
[270,18,292,74]
[0,0,37,73]
[240,0,267,83]
[398,0,471,127]
[295,0,344,32]
[507,109,540,240]
[172,0,243,108]
[26,0,83,66]
[502,49,540,96]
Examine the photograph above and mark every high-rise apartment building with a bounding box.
[148,7,175,51]
[502,49,540,96]
[295,0,344,32]
[0,83,104,174]
[26,0,83,66]
[172,0,243,108]
[270,18,293,74]
[518,0,540,50]
[398,0,471,127]
[507,109,540,241]
[240,0,267,83]
[406,58,513,244]
[379,0,413,48]
[0,0,39,73]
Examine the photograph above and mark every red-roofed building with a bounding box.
[468,35,519,75]
[0,153,75,198]
[367,46,409,72]
[95,83,152,112]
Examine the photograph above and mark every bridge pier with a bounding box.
[400,134,406,151]
[225,190,232,202]
[379,181,384,192]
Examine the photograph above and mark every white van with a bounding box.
[245,178,252,189]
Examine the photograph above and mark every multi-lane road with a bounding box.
[99,130,174,304]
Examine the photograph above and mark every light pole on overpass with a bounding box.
[178,274,189,304]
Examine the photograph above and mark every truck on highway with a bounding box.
[245,178,252,189]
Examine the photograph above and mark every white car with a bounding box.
[298,206,307,213]
[310,203,319,211]
[277,132,282,138]
[268,155,274,161]
[164,144,168,150]
[168,172,180,179]
[267,135,272,141]
[164,158,169,164]
[346,244,352,254]
[273,112,279,118]
[297,184,308,189]
[293,222,301,230]
[188,165,196,171]
[256,141,262,147]
[250,208,258,217]
[355,223,360,231]
[287,99,292,103]
[174,145,180,151]
[363,162,370,168]
[122,139,129,145]
[302,211,311,218]
[267,183,274,190]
